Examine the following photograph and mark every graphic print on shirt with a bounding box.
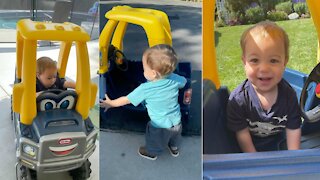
[246,115,287,137]
[273,115,287,123]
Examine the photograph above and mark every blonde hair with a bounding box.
[240,21,289,61]
[143,44,178,77]
[36,56,57,74]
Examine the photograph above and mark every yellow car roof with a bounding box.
[17,19,90,41]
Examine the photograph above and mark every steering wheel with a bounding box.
[300,63,320,123]
[38,89,64,96]
[108,45,128,72]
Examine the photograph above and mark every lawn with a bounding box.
[215,18,318,91]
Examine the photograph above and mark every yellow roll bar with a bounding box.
[99,5,172,74]
[306,0,320,62]
[203,0,220,89]
[13,19,96,125]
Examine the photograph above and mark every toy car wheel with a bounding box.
[16,163,37,180]
[69,160,92,180]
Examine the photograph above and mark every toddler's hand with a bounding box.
[99,94,112,112]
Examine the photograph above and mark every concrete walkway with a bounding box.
[100,132,201,180]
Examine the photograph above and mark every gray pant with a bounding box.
[145,121,182,156]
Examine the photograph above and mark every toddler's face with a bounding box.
[242,33,287,94]
[37,67,58,88]
[142,55,157,81]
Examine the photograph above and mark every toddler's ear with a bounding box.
[241,55,246,65]
[152,70,159,78]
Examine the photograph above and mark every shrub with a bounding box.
[267,11,288,21]
[294,2,308,16]
[228,19,240,26]
[227,11,246,25]
[225,0,252,22]
[245,6,265,24]
[275,1,293,15]
[217,10,224,21]
[257,0,288,13]
[238,14,246,25]
[301,13,310,18]
[216,19,226,27]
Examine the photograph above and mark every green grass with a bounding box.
[215,19,318,91]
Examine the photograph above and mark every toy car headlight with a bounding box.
[86,138,95,149]
[23,144,37,157]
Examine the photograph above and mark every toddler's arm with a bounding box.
[36,91,43,97]
[286,128,301,150]
[100,94,130,109]
[236,127,257,153]
[64,81,76,89]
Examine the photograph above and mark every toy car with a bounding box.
[99,6,196,135]
[11,19,98,180]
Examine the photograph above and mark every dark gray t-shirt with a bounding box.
[227,79,302,151]
[36,77,66,92]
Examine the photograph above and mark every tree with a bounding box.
[257,0,278,13]
[224,0,255,24]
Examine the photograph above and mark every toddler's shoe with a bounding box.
[138,146,157,160]
[168,146,179,157]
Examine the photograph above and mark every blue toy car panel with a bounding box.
[203,149,320,179]
[283,68,318,111]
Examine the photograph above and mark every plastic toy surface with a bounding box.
[203,0,220,89]
[99,6,196,135]
[12,19,98,179]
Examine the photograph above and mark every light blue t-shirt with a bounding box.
[127,73,187,128]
